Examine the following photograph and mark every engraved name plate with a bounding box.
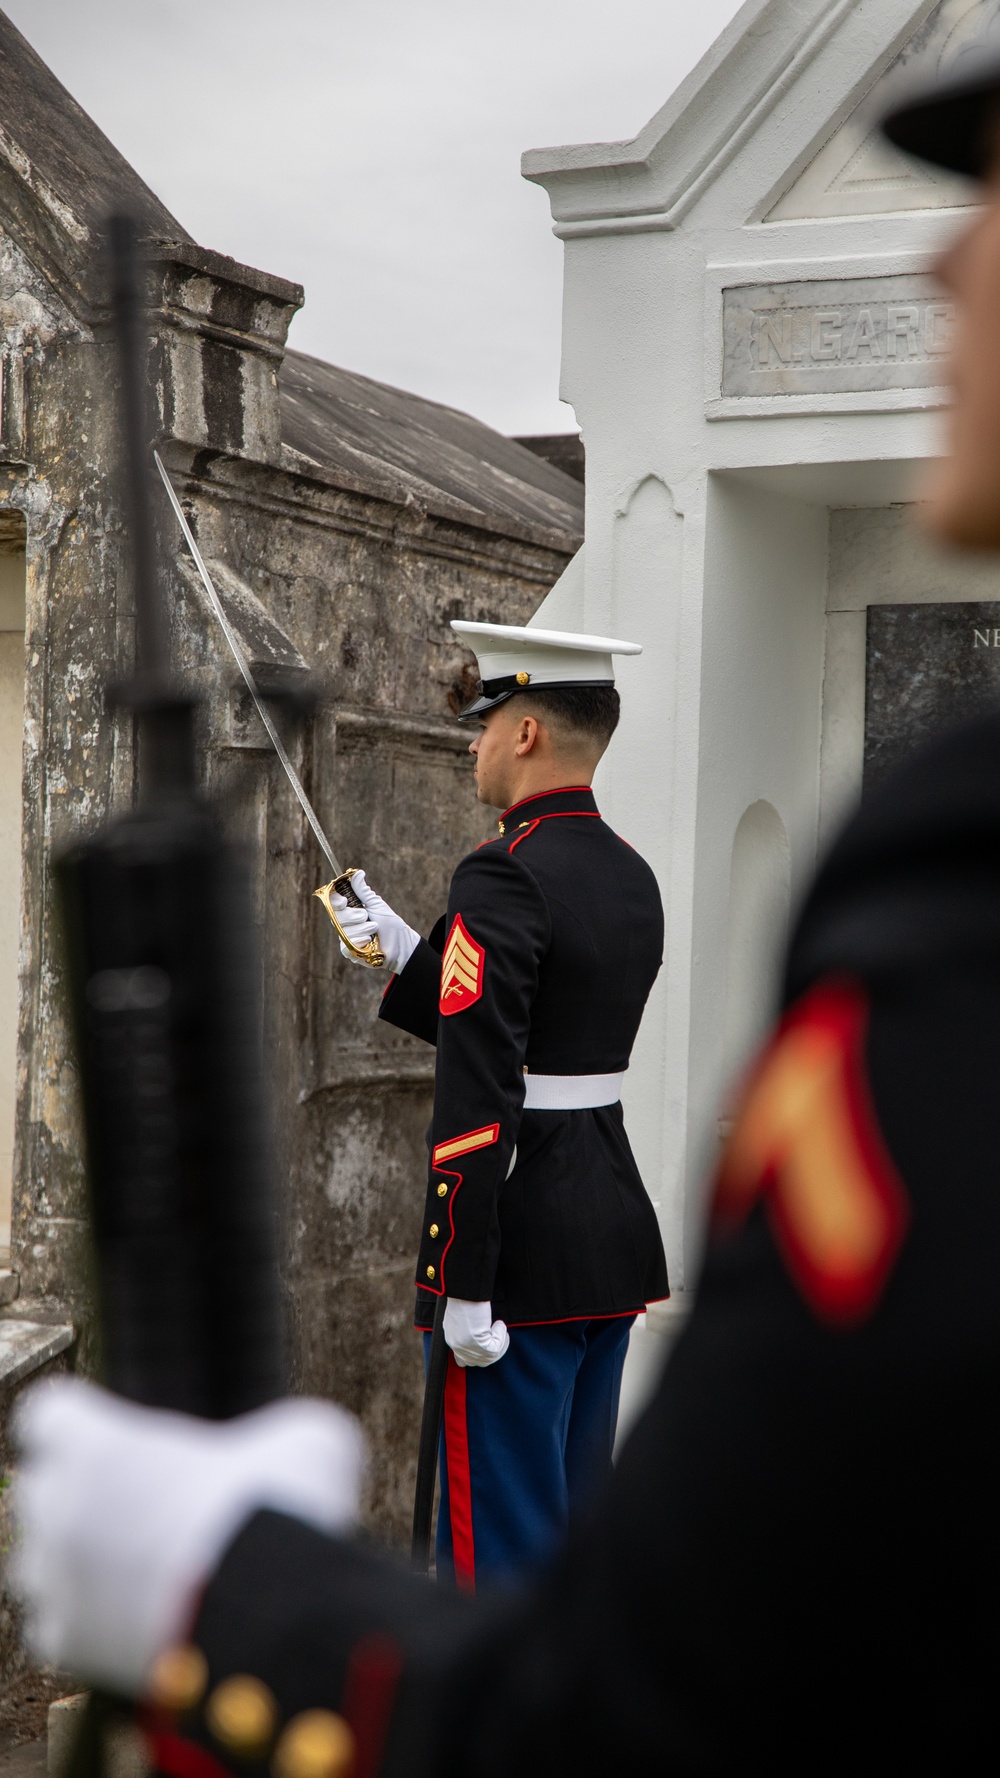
[864,602,1000,792]
[722,275,955,398]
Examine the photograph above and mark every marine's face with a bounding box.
[468,703,515,809]
[926,153,1000,548]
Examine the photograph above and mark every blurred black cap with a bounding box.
[882,45,1000,178]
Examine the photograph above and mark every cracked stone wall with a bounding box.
[0,216,579,1548]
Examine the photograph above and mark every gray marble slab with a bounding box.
[0,1321,74,1390]
[722,274,954,398]
[864,601,1000,792]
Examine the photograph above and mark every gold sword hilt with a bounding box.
[314,868,387,968]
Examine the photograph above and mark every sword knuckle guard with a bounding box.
[313,870,386,968]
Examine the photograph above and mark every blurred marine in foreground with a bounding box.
[14,45,1000,1778]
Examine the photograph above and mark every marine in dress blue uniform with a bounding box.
[18,44,1000,1776]
[345,622,669,1587]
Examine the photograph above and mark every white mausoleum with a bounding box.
[524,0,1000,1332]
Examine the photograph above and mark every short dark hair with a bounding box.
[516,683,621,751]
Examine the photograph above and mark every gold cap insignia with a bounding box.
[516,671,530,685]
[206,1675,278,1757]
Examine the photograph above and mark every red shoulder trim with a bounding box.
[508,818,540,852]
[507,810,601,852]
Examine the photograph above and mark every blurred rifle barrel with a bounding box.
[57,213,285,1418]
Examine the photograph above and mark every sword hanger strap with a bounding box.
[314,869,387,968]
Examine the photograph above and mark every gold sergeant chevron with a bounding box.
[439,914,485,1015]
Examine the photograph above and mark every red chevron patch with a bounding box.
[714,980,909,1324]
[439,914,484,1015]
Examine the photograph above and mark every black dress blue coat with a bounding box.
[376,784,669,1326]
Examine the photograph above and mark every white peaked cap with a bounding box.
[450,620,642,719]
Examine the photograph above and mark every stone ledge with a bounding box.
[0,1323,74,1392]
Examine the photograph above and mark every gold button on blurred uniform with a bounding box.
[429,1223,439,1238]
[148,1644,209,1713]
[437,1183,447,1197]
[206,1675,279,1757]
[273,1710,356,1778]
[516,671,530,685]
[426,1265,435,1279]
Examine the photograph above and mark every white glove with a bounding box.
[11,1377,364,1696]
[443,1298,510,1368]
[331,869,420,975]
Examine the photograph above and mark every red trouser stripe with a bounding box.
[443,1356,476,1592]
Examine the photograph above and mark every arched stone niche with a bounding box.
[723,800,791,1088]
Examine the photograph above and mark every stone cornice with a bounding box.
[521,0,937,234]
[159,447,582,580]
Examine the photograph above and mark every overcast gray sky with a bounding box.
[6,0,744,436]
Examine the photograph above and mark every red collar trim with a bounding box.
[500,785,598,824]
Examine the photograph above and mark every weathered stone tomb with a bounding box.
[0,7,583,1563]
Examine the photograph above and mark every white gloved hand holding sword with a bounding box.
[329,870,420,975]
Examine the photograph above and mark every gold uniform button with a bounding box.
[437,1182,447,1197]
[272,1710,356,1778]
[206,1675,279,1757]
[426,1265,436,1280]
[147,1644,209,1713]
[516,671,530,685]
[429,1223,439,1238]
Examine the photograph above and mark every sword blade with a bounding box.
[154,452,343,880]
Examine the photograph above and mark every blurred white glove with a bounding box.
[331,869,420,975]
[11,1377,364,1697]
[443,1298,510,1368]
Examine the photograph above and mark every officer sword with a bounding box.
[154,452,385,967]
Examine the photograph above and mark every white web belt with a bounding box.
[522,1071,625,1110]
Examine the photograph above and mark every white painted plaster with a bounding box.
[525,0,1000,1355]
[724,800,791,1084]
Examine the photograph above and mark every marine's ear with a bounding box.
[513,713,542,757]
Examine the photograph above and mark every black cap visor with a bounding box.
[882,51,1000,177]
[457,676,615,722]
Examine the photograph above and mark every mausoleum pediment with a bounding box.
[768,0,1000,220]
[524,0,1000,235]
